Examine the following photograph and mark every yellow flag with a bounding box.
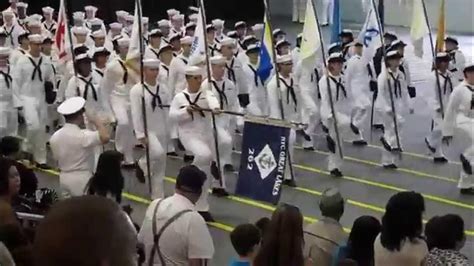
[300,0,321,61]
[435,0,446,52]
[410,0,429,41]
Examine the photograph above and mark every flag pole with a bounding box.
[421,0,444,118]
[371,0,402,154]
[263,0,296,183]
[135,0,153,195]
[198,0,223,186]
[63,0,80,94]
[310,0,344,160]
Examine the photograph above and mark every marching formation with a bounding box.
[0,0,473,224]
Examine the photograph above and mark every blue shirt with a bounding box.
[229,258,251,266]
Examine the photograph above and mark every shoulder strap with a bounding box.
[303,230,341,247]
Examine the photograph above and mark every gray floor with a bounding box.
[33,21,474,265]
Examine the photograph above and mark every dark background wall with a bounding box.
[0,0,265,25]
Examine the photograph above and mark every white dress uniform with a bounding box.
[448,49,466,82]
[169,85,220,212]
[0,65,18,137]
[101,57,138,164]
[42,20,57,36]
[168,54,189,96]
[375,67,410,167]
[442,80,474,190]
[138,194,214,265]
[244,61,268,116]
[425,69,458,159]
[130,80,171,199]
[12,51,54,164]
[144,45,160,60]
[2,23,22,48]
[225,55,247,96]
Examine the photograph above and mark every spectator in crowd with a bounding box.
[304,188,346,265]
[255,217,270,237]
[0,157,21,213]
[33,196,137,266]
[334,215,381,266]
[254,203,312,266]
[0,136,38,198]
[425,214,470,265]
[0,241,15,266]
[86,150,125,203]
[138,165,214,265]
[229,223,262,266]
[374,191,428,266]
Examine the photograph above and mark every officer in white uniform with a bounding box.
[244,44,268,116]
[138,165,214,265]
[130,59,171,199]
[2,10,22,48]
[12,34,55,168]
[425,53,458,163]
[169,66,221,222]
[442,63,474,195]
[50,97,110,198]
[0,47,17,137]
[169,36,192,96]
[376,51,411,169]
[212,19,225,43]
[144,29,162,60]
[445,37,466,83]
[101,37,138,166]
[267,54,299,186]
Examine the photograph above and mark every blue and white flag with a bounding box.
[235,120,290,205]
[257,12,273,83]
[358,4,382,59]
[190,8,206,57]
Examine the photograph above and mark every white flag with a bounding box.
[190,9,206,57]
[126,1,142,61]
[357,5,382,59]
[410,0,429,58]
[300,0,320,62]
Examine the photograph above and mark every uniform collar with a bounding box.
[172,193,195,209]
[63,123,81,129]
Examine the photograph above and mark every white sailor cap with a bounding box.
[148,29,162,37]
[386,50,403,59]
[73,11,85,21]
[234,21,246,29]
[91,30,105,38]
[109,22,122,30]
[226,30,238,39]
[142,17,149,24]
[158,43,173,55]
[75,53,92,62]
[16,2,28,8]
[251,23,264,31]
[463,62,474,72]
[42,6,54,14]
[444,36,458,45]
[115,10,128,18]
[9,0,18,3]
[188,13,199,22]
[125,15,134,22]
[158,19,170,27]
[389,39,406,49]
[185,22,197,30]
[339,29,353,36]
[90,18,103,26]
[327,52,344,63]
[185,65,202,76]
[275,39,291,49]
[172,14,185,21]
[219,37,235,47]
[93,47,111,57]
[168,33,181,42]
[328,42,341,52]
[276,54,292,64]
[72,26,89,35]
[246,44,260,54]
[435,52,450,60]
[0,47,11,57]
[2,10,14,17]
[272,28,285,37]
[26,18,42,27]
[167,9,179,16]
[189,54,206,66]
[212,19,225,27]
[143,58,161,69]
[243,35,257,44]
[188,6,199,13]
[180,36,193,45]
[84,5,98,12]
[210,55,226,65]
[117,37,130,47]
[57,97,86,115]
[28,34,43,44]
[28,13,43,22]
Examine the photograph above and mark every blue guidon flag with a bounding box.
[235,119,291,205]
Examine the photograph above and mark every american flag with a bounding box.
[54,0,69,63]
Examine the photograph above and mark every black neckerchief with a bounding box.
[367,64,374,79]
[144,84,163,111]
[0,67,12,89]
[248,64,263,87]
[27,56,43,81]
[311,68,321,99]
[399,64,406,76]
[3,25,15,46]
[465,85,474,110]
[78,76,98,101]
[279,76,297,111]
[179,56,188,64]
[449,51,456,64]
[161,64,169,77]
[209,44,218,56]
[43,22,56,32]
[329,76,346,101]
[226,58,236,82]
[118,59,128,84]
[389,72,402,98]
[439,72,453,95]
[183,91,205,120]
[211,80,228,109]
[94,68,104,77]
[214,37,221,44]
[149,47,160,59]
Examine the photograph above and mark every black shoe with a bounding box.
[424,137,436,153]
[122,162,136,169]
[350,123,360,135]
[383,164,398,169]
[283,179,297,187]
[380,137,392,151]
[176,139,185,151]
[211,161,222,180]
[37,163,52,170]
[135,164,146,183]
[198,211,215,222]
[167,152,178,157]
[460,188,474,195]
[433,157,448,164]
[212,188,229,197]
[460,154,473,175]
[183,155,194,163]
[304,147,315,151]
[300,130,312,142]
[330,169,343,177]
[224,164,235,172]
[393,147,403,153]
[372,124,384,130]
[352,140,368,146]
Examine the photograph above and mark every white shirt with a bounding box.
[442,81,474,137]
[168,54,189,95]
[429,70,458,114]
[49,123,101,173]
[225,56,247,95]
[267,73,301,122]
[374,234,428,266]
[138,194,214,265]
[375,68,410,114]
[319,73,351,121]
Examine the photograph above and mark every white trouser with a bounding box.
[456,115,474,189]
[23,97,48,164]
[138,132,167,199]
[213,117,233,189]
[292,0,306,22]
[285,129,296,180]
[60,170,92,198]
[381,112,404,166]
[47,103,59,131]
[0,100,18,137]
[325,113,349,171]
[110,95,135,164]
[302,107,320,148]
[180,132,214,212]
[351,106,369,141]
[321,0,334,25]
[426,112,444,158]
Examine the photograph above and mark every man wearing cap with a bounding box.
[73,11,86,27]
[276,39,291,56]
[138,165,214,264]
[169,36,192,95]
[319,53,353,177]
[50,97,110,197]
[244,44,268,117]
[304,187,346,265]
[42,36,61,130]
[85,6,105,33]
[169,66,222,221]
[389,40,416,100]
[157,45,173,85]
[72,26,91,48]
[375,51,411,169]
[3,0,18,15]
[445,37,466,82]
[130,58,171,198]
[170,14,184,37]
[424,53,458,164]
[144,29,162,60]
[9,31,28,65]
[157,19,171,40]
[339,29,354,62]
[272,28,286,44]
[92,47,110,79]
[42,7,56,35]
[25,16,43,35]
[201,55,237,196]
[442,63,474,195]
[115,10,128,27]
[102,37,138,167]
[237,35,257,64]
[15,2,27,28]
[168,33,183,56]
[185,22,196,37]
[0,47,17,137]
[12,34,55,169]
[374,32,397,76]
[167,9,179,21]
[220,37,248,109]
[267,54,299,185]
[91,30,106,49]
[2,10,22,48]
[206,24,218,57]
[212,19,225,43]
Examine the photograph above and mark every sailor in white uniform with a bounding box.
[2,10,22,48]
[144,29,162,60]
[9,31,29,66]
[244,44,268,117]
[41,7,57,36]
[91,47,109,83]
[442,63,474,195]
[445,37,466,83]
[212,19,225,43]
[169,36,192,96]
[0,47,17,137]
[157,19,171,41]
